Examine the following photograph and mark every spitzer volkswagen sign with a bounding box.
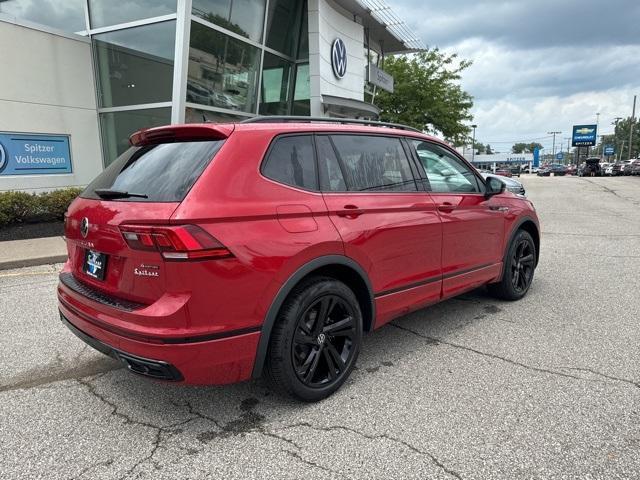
[331,38,347,79]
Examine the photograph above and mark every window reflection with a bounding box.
[88,0,176,29]
[188,21,260,113]
[185,106,244,123]
[292,63,310,115]
[265,0,303,57]
[260,53,292,115]
[192,0,265,43]
[0,0,86,32]
[100,108,171,166]
[94,22,176,108]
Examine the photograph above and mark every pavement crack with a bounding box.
[562,367,640,389]
[277,422,463,480]
[285,449,344,476]
[389,322,586,382]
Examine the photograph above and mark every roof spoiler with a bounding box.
[129,124,235,146]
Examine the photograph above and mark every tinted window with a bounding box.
[317,136,346,192]
[411,140,480,193]
[262,136,317,190]
[89,0,176,28]
[82,141,224,202]
[330,135,417,192]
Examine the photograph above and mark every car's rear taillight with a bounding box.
[119,225,233,261]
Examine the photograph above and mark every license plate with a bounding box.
[83,250,108,280]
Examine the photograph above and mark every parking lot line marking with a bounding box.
[0,271,56,278]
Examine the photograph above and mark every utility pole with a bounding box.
[596,112,600,154]
[565,137,571,164]
[629,95,637,160]
[548,131,561,159]
[471,124,477,163]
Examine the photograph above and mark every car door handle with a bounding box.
[336,205,365,217]
[437,203,457,213]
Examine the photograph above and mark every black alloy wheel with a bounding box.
[511,238,535,294]
[292,295,356,387]
[488,229,537,301]
[265,277,362,402]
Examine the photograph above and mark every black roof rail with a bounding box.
[240,116,422,133]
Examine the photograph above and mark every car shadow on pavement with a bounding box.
[70,287,506,436]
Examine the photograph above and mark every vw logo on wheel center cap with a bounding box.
[317,333,326,346]
[80,217,89,238]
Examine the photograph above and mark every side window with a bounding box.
[262,135,317,190]
[330,135,418,192]
[411,140,480,193]
[317,136,347,192]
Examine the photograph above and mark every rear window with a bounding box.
[81,141,224,202]
[261,135,317,190]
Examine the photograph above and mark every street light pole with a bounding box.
[548,131,561,160]
[629,95,637,160]
[471,124,477,163]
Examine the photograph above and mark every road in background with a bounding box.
[1,176,639,480]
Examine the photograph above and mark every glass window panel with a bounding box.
[259,53,292,115]
[331,135,418,192]
[292,63,310,115]
[411,140,480,193]
[317,136,346,192]
[265,0,303,57]
[94,22,175,108]
[99,108,171,166]
[185,106,244,123]
[262,136,317,190]
[188,22,260,113]
[88,0,176,29]
[192,0,265,42]
[0,0,86,32]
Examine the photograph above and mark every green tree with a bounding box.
[608,117,639,159]
[512,142,542,153]
[474,142,486,155]
[485,144,493,155]
[376,49,474,144]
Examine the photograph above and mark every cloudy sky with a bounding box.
[391,0,640,152]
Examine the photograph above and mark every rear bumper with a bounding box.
[58,296,261,385]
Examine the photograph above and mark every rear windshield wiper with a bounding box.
[94,188,149,199]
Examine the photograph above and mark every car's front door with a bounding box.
[316,134,443,327]
[408,139,507,298]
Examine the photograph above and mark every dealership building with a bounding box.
[0,0,423,192]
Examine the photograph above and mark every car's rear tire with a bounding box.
[488,229,536,301]
[264,276,362,402]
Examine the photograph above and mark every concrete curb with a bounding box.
[0,255,68,271]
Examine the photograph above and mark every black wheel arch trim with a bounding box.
[505,216,540,267]
[252,255,374,379]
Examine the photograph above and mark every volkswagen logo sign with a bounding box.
[80,217,89,238]
[331,38,347,79]
[0,142,6,174]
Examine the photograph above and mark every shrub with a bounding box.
[0,187,83,227]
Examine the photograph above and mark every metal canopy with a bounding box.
[331,0,426,54]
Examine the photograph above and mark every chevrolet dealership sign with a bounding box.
[572,124,598,147]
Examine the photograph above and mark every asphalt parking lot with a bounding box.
[1,175,639,480]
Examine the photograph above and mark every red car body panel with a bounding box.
[58,122,540,386]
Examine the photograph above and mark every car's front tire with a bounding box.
[264,276,362,402]
[488,229,536,301]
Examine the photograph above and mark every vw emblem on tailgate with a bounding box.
[80,217,89,238]
[331,38,347,79]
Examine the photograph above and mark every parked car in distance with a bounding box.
[482,173,526,196]
[510,167,521,177]
[495,168,513,177]
[623,160,635,175]
[578,157,601,177]
[612,161,631,176]
[631,159,640,175]
[522,166,538,174]
[58,118,540,401]
[537,166,551,176]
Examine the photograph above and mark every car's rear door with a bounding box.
[408,139,507,298]
[317,133,442,327]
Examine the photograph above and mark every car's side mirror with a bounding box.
[485,176,506,198]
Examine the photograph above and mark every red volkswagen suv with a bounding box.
[58,118,540,401]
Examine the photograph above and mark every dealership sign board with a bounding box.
[367,63,394,93]
[571,125,597,147]
[604,144,615,156]
[0,132,72,175]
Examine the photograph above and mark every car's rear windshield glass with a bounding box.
[81,141,224,202]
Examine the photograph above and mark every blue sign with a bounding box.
[533,147,540,167]
[572,124,597,147]
[0,133,72,176]
[331,38,347,79]
[556,152,564,161]
[604,145,615,156]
